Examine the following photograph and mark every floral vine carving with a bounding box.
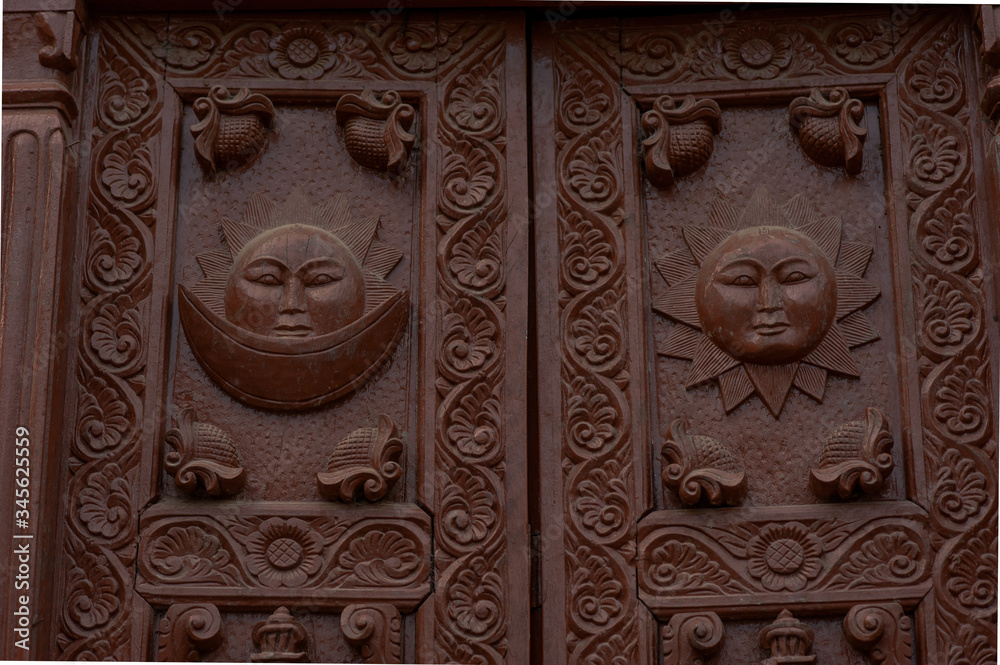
[191,86,274,175]
[341,604,401,664]
[641,95,722,188]
[164,408,246,497]
[661,612,725,665]
[77,463,132,541]
[788,87,867,174]
[809,407,895,500]
[317,414,404,502]
[661,419,747,507]
[844,603,914,665]
[335,90,415,173]
[156,603,223,662]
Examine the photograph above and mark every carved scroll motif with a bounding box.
[844,603,914,665]
[335,90,416,173]
[317,414,404,501]
[809,407,894,500]
[661,612,725,665]
[641,95,722,188]
[760,610,816,665]
[157,603,223,662]
[341,604,402,664]
[661,419,747,506]
[34,11,82,72]
[191,85,275,175]
[164,408,246,497]
[788,87,867,175]
[251,607,309,662]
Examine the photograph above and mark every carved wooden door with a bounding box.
[532,7,999,665]
[28,11,530,663]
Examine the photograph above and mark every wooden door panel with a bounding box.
[45,12,529,662]
[533,8,997,665]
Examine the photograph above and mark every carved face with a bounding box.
[695,226,836,364]
[224,224,366,337]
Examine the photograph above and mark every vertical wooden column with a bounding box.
[1,0,85,659]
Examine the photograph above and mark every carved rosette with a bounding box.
[335,90,416,173]
[809,407,894,500]
[157,603,223,662]
[760,610,816,665]
[844,603,914,665]
[661,419,747,506]
[190,85,275,174]
[788,87,867,174]
[661,612,725,665]
[341,604,402,664]
[251,607,308,662]
[164,408,246,497]
[641,95,721,188]
[317,414,404,502]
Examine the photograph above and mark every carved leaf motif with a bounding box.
[341,604,401,664]
[448,217,504,294]
[906,116,963,193]
[100,134,155,208]
[916,272,976,351]
[558,59,613,128]
[447,51,503,134]
[76,374,131,456]
[77,463,132,540]
[568,546,623,628]
[570,291,624,368]
[337,530,421,586]
[85,203,145,291]
[441,298,498,375]
[444,380,502,462]
[947,625,998,665]
[99,54,151,126]
[148,526,241,585]
[129,20,217,70]
[564,374,620,455]
[933,448,988,526]
[661,612,725,665]
[830,18,906,66]
[618,32,681,76]
[571,460,631,542]
[89,295,144,372]
[386,25,461,73]
[157,603,223,662]
[829,532,923,589]
[932,355,990,441]
[65,546,121,631]
[438,467,498,550]
[560,210,615,290]
[844,603,914,665]
[919,188,976,270]
[646,540,743,594]
[567,131,620,206]
[442,140,498,211]
[446,557,505,640]
[908,24,962,110]
[944,521,998,614]
[580,634,631,665]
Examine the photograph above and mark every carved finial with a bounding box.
[251,607,308,662]
[760,610,816,664]
[335,90,415,173]
[157,603,223,662]
[788,87,866,175]
[164,408,246,497]
[844,603,914,665]
[341,604,402,664]
[661,419,747,506]
[662,612,725,665]
[641,95,721,188]
[191,86,275,175]
[809,407,894,500]
[317,414,404,501]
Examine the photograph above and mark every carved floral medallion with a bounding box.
[178,187,407,410]
[653,186,881,416]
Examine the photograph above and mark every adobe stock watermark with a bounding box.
[10,426,34,652]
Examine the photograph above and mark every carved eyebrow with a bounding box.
[297,257,346,274]
[243,256,289,272]
[716,257,765,272]
[772,256,817,271]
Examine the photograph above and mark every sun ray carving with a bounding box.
[653,187,880,417]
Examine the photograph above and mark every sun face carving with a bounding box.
[653,187,881,416]
[179,188,409,411]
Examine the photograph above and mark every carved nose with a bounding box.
[279,278,307,314]
[756,279,782,312]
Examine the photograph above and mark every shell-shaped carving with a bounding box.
[662,419,747,506]
[317,414,404,502]
[810,406,894,500]
[191,85,275,175]
[789,87,866,175]
[335,90,415,173]
[641,95,721,189]
[164,408,246,497]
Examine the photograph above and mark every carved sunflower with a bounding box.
[722,26,792,80]
[245,518,324,588]
[268,27,336,79]
[653,187,881,416]
[746,523,823,591]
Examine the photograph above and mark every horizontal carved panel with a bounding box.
[137,502,431,610]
